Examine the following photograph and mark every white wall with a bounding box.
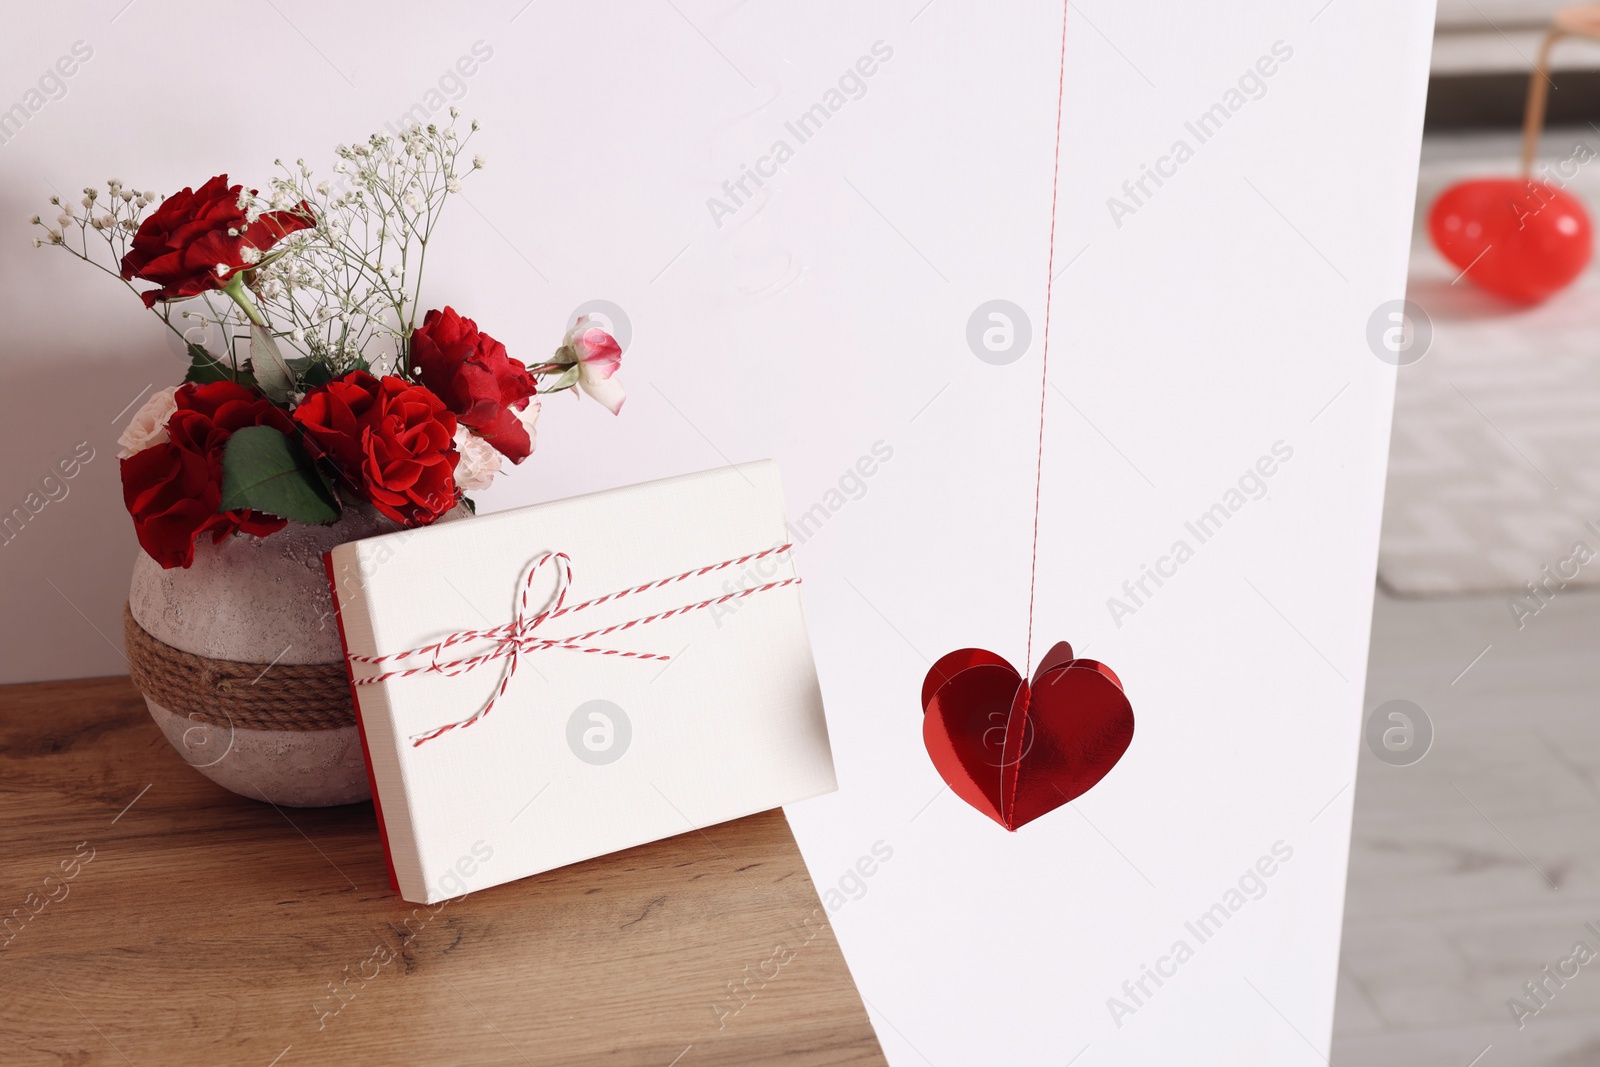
[1435,0,1562,27]
[1432,0,1600,72]
[0,1,1434,1062]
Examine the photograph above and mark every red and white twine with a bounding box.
[348,544,799,747]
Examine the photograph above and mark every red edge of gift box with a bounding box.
[322,550,400,893]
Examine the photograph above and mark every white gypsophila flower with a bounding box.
[56,213,72,228]
[46,230,62,244]
[452,425,503,492]
[403,189,422,210]
[240,246,261,264]
[289,326,305,343]
[445,177,462,194]
[214,263,230,277]
[117,385,179,458]
[472,154,486,169]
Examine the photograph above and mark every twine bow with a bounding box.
[348,544,798,746]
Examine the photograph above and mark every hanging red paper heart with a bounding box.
[921,641,1134,831]
[1428,178,1592,305]
[919,8,1134,832]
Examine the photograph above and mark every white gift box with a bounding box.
[324,461,836,903]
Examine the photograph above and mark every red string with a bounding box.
[1026,0,1073,674]
[346,545,800,747]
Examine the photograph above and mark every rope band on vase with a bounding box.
[123,604,356,732]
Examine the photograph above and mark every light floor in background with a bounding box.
[1380,127,1600,596]
[1332,583,1600,1065]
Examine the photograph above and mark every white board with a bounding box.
[0,1,1436,1061]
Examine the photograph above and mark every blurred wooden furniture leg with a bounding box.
[1522,6,1600,177]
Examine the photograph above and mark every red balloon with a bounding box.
[1429,178,1592,304]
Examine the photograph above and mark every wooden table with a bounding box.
[0,677,885,1067]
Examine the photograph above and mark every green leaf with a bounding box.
[286,356,334,389]
[219,426,340,524]
[249,325,294,403]
[543,365,581,392]
[183,344,257,387]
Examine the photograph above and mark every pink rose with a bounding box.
[564,316,625,415]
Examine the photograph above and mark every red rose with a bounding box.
[410,307,538,462]
[120,381,297,569]
[120,174,313,308]
[294,371,460,527]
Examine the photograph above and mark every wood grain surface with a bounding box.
[0,676,885,1067]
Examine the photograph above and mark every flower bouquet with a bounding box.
[38,114,624,805]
